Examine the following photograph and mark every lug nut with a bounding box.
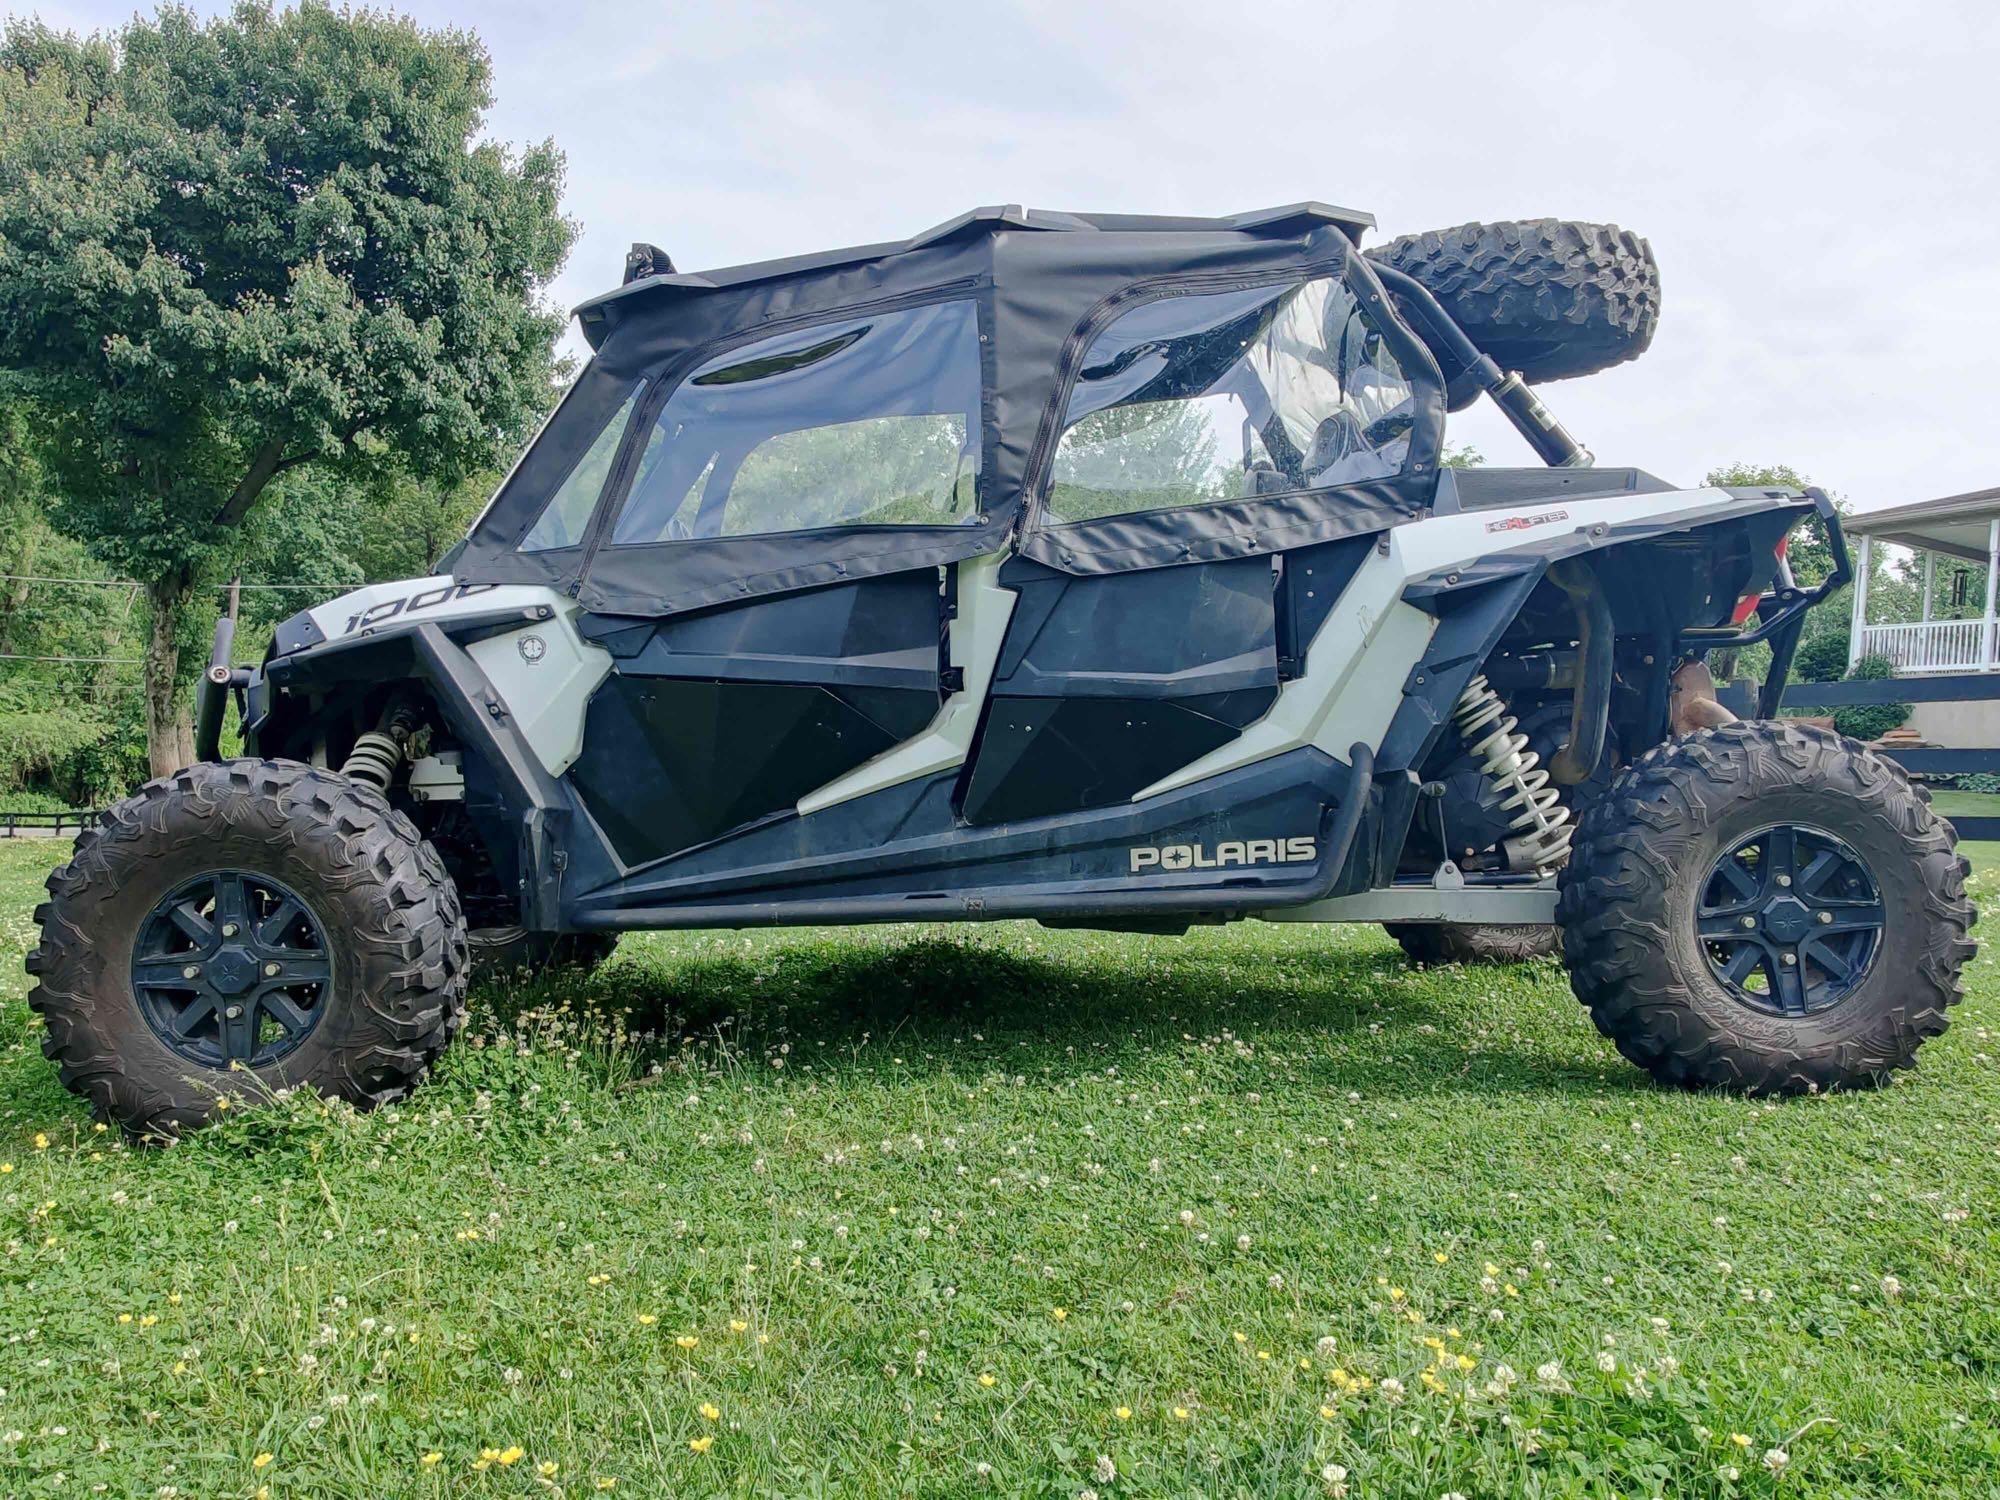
[224,1004,243,1019]
[1782,953,1797,966]
[182,964,200,979]
[264,962,281,977]
[221,922,239,937]
[1817,910,1833,924]
[1776,875,1792,888]
[1741,916,1757,929]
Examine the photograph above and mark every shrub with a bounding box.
[1791,622,1852,685]
[1832,655,1911,742]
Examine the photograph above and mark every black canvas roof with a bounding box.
[573,203,1376,350]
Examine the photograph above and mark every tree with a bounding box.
[0,3,574,774]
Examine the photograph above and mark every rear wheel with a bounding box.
[27,760,468,1136]
[1558,722,1974,1094]
[1385,922,1560,965]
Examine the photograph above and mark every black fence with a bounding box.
[0,809,101,838]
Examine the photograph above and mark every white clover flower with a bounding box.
[1596,1351,1617,1373]
[1093,1455,1116,1483]
[1763,1447,1789,1473]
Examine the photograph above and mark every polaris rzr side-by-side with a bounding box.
[28,204,1975,1136]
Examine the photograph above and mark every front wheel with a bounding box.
[1557,722,1975,1094]
[27,761,469,1136]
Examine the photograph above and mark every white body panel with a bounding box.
[306,576,609,779]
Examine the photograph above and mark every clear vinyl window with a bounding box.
[1044,277,1415,525]
[611,299,984,545]
[518,383,645,552]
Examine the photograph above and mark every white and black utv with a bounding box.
[29,204,1974,1135]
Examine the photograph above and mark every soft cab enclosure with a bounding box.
[452,202,1444,611]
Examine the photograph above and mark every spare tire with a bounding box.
[1366,220,1659,385]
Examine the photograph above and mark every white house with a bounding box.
[1846,486,2000,675]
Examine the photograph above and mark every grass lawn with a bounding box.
[1,837,1997,1498]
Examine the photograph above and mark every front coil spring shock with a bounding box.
[1453,674,1572,873]
[340,729,404,791]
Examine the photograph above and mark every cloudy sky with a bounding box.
[16,0,2000,510]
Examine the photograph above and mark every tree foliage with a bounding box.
[0,2,574,771]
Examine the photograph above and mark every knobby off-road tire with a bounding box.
[27,760,469,1137]
[1557,722,1974,1095]
[1366,219,1659,385]
[468,927,618,978]
[1385,922,1562,966]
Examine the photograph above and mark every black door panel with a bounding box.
[571,574,941,866]
[960,556,1279,824]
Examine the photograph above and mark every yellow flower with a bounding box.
[1731,1433,1752,1448]
[676,1334,699,1350]
[0,1163,13,1173]
[1433,1251,1448,1264]
[1232,1331,1247,1344]
[1319,1404,1336,1419]
[978,1373,997,1388]
[688,1436,713,1454]
[1387,1287,1405,1301]
[1484,1262,1500,1277]
[729,1319,748,1333]
[699,1402,720,1422]
[1456,1354,1475,1372]
[420,1453,442,1467]
[1051,1307,1068,1322]
[34,1133,49,1149]
[1504,1284,1519,1298]
[756,1333,771,1346]
[252,1453,273,1470]
[595,1481,618,1492]
[168,1292,182,1305]
[637,1314,657,1326]
[140,1314,158,1327]
[1114,1406,1132,1421]
[117,1313,132,1325]
[538,1461,559,1477]
[1257,1350,1271,1361]
[215,1097,230,1111]
[498,1446,524,1467]
[1172,1406,1191,1421]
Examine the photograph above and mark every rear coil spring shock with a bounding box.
[1453,674,1572,873]
[340,730,403,791]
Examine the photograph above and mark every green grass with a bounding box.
[1,839,1997,1498]
[1926,789,2000,822]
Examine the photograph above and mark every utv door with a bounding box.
[555,298,992,867]
[962,275,1424,823]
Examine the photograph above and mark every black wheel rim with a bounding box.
[1696,823,1885,1017]
[131,870,332,1068]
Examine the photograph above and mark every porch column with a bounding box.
[1984,519,2000,671]
[1922,552,1934,622]
[1848,533,1870,672]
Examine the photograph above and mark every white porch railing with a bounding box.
[1856,619,1994,674]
